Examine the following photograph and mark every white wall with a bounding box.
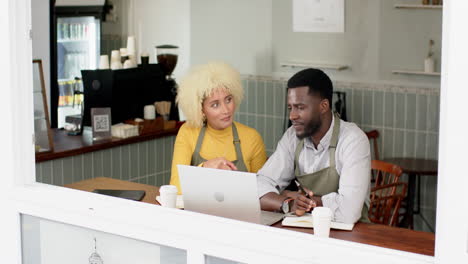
[190,0,272,75]
[31,0,51,113]
[128,0,191,79]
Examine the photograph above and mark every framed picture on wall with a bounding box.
[91,107,112,141]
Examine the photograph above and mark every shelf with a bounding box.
[392,70,441,76]
[280,61,349,71]
[394,4,442,9]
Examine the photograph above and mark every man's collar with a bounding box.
[304,114,335,151]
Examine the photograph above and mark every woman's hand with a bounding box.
[203,157,238,171]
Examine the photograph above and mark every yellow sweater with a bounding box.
[170,121,267,193]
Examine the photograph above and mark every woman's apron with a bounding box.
[294,113,369,222]
[190,123,248,172]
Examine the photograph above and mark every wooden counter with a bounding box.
[36,127,179,163]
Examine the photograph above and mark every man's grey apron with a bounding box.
[294,113,369,222]
[191,123,248,172]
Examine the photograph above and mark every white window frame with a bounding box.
[1,1,466,263]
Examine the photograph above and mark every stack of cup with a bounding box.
[159,185,178,208]
[120,48,128,64]
[110,50,122,70]
[99,55,109,69]
[126,36,137,67]
[312,207,333,238]
[143,105,156,120]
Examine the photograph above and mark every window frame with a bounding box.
[2,0,466,263]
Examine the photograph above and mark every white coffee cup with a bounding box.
[312,207,332,238]
[99,55,109,69]
[144,105,156,120]
[159,185,178,208]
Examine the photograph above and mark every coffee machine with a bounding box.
[156,45,179,121]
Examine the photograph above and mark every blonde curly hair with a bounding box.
[176,62,244,127]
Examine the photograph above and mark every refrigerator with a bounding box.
[50,0,105,128]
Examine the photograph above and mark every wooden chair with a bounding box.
[371,160,403,189]
[365,130,380,160]
[368,182,408,227]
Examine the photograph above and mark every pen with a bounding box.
[294,180,310,198]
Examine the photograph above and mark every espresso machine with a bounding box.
[156,45,179,121]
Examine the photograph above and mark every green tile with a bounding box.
[121,145,131,180]
[139,142,148,177]
[426,133,439,159]
[404,131,416,157]
[265,81,275,115]
[238,113,247,125]
[256,81,266,115]
[130,144,139,178]
[382,129,394,159]
[273,118,285,144]
[41,161,53,184]
[155,139,163,174]
[394,130,405,157]
[256,117,266,141]
[384,92,395,128]
[239,80,248,113]
[274,81,286,117]
[265,117,275,150]
[395,93,406,129]
[35,164,42,183]
[156,172,164,186]
[416,94,428,132]
[362,91,373,126]
[427,95,440,133]
[406,94,417,130]
[102,148,112,178]
[72,155,83,183]
[147,174,156,186]
[93,151,103,178]
[83,152,94,179]
[148,140,156,175]
[62,157,73,185]
[352,90,363,125]
[111,147,122,180]
[52,159,63,186]
[415,132,427,159]
[138,176,147,184]
[373,91,384,127]
[247,115,255,130]
[247,80,256,114]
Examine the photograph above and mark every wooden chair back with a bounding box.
[365,130,380,160]
[371,160,403,188]
[368,182,408,227]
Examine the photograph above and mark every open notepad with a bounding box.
[282,213,354,231]
[156,195,184,209]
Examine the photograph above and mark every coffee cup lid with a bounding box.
[312,207,332,217]
[160,185,177,193]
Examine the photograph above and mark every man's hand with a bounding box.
[203,157,238,171]
[284,186,322,216]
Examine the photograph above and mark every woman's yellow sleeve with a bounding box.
[170,125,194,194]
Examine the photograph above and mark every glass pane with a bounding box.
[205,255,245,264]
[34,118,51,152]
[21,214,187,264]
[33,92,45,120]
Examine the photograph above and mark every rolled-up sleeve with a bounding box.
[321,132,371,224]
[257,128,296,198]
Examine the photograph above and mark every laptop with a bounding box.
[177,165,284,225]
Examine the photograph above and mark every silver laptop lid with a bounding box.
[177,165,261,224]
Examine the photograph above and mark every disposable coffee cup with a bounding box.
[99,55,109,69]
[159,185,177,208]
[141,52,149,65]
[312,207,332,238]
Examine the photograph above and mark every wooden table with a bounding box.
[383,158,438,230]
[65,177,435,256]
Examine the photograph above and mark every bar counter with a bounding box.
[36,127,180,163]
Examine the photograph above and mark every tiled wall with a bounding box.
[36,136,175,187]
[239,75,439,232]
[101,34,124,58]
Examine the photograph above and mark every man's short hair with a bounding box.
[287,68,333,106]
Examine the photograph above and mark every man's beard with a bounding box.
[296,117,322,140]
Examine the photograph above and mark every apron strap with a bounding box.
[294,140,304,177]
[193,125,207,155]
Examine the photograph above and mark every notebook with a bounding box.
[282,213,354,231]
[177,165,284,225]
